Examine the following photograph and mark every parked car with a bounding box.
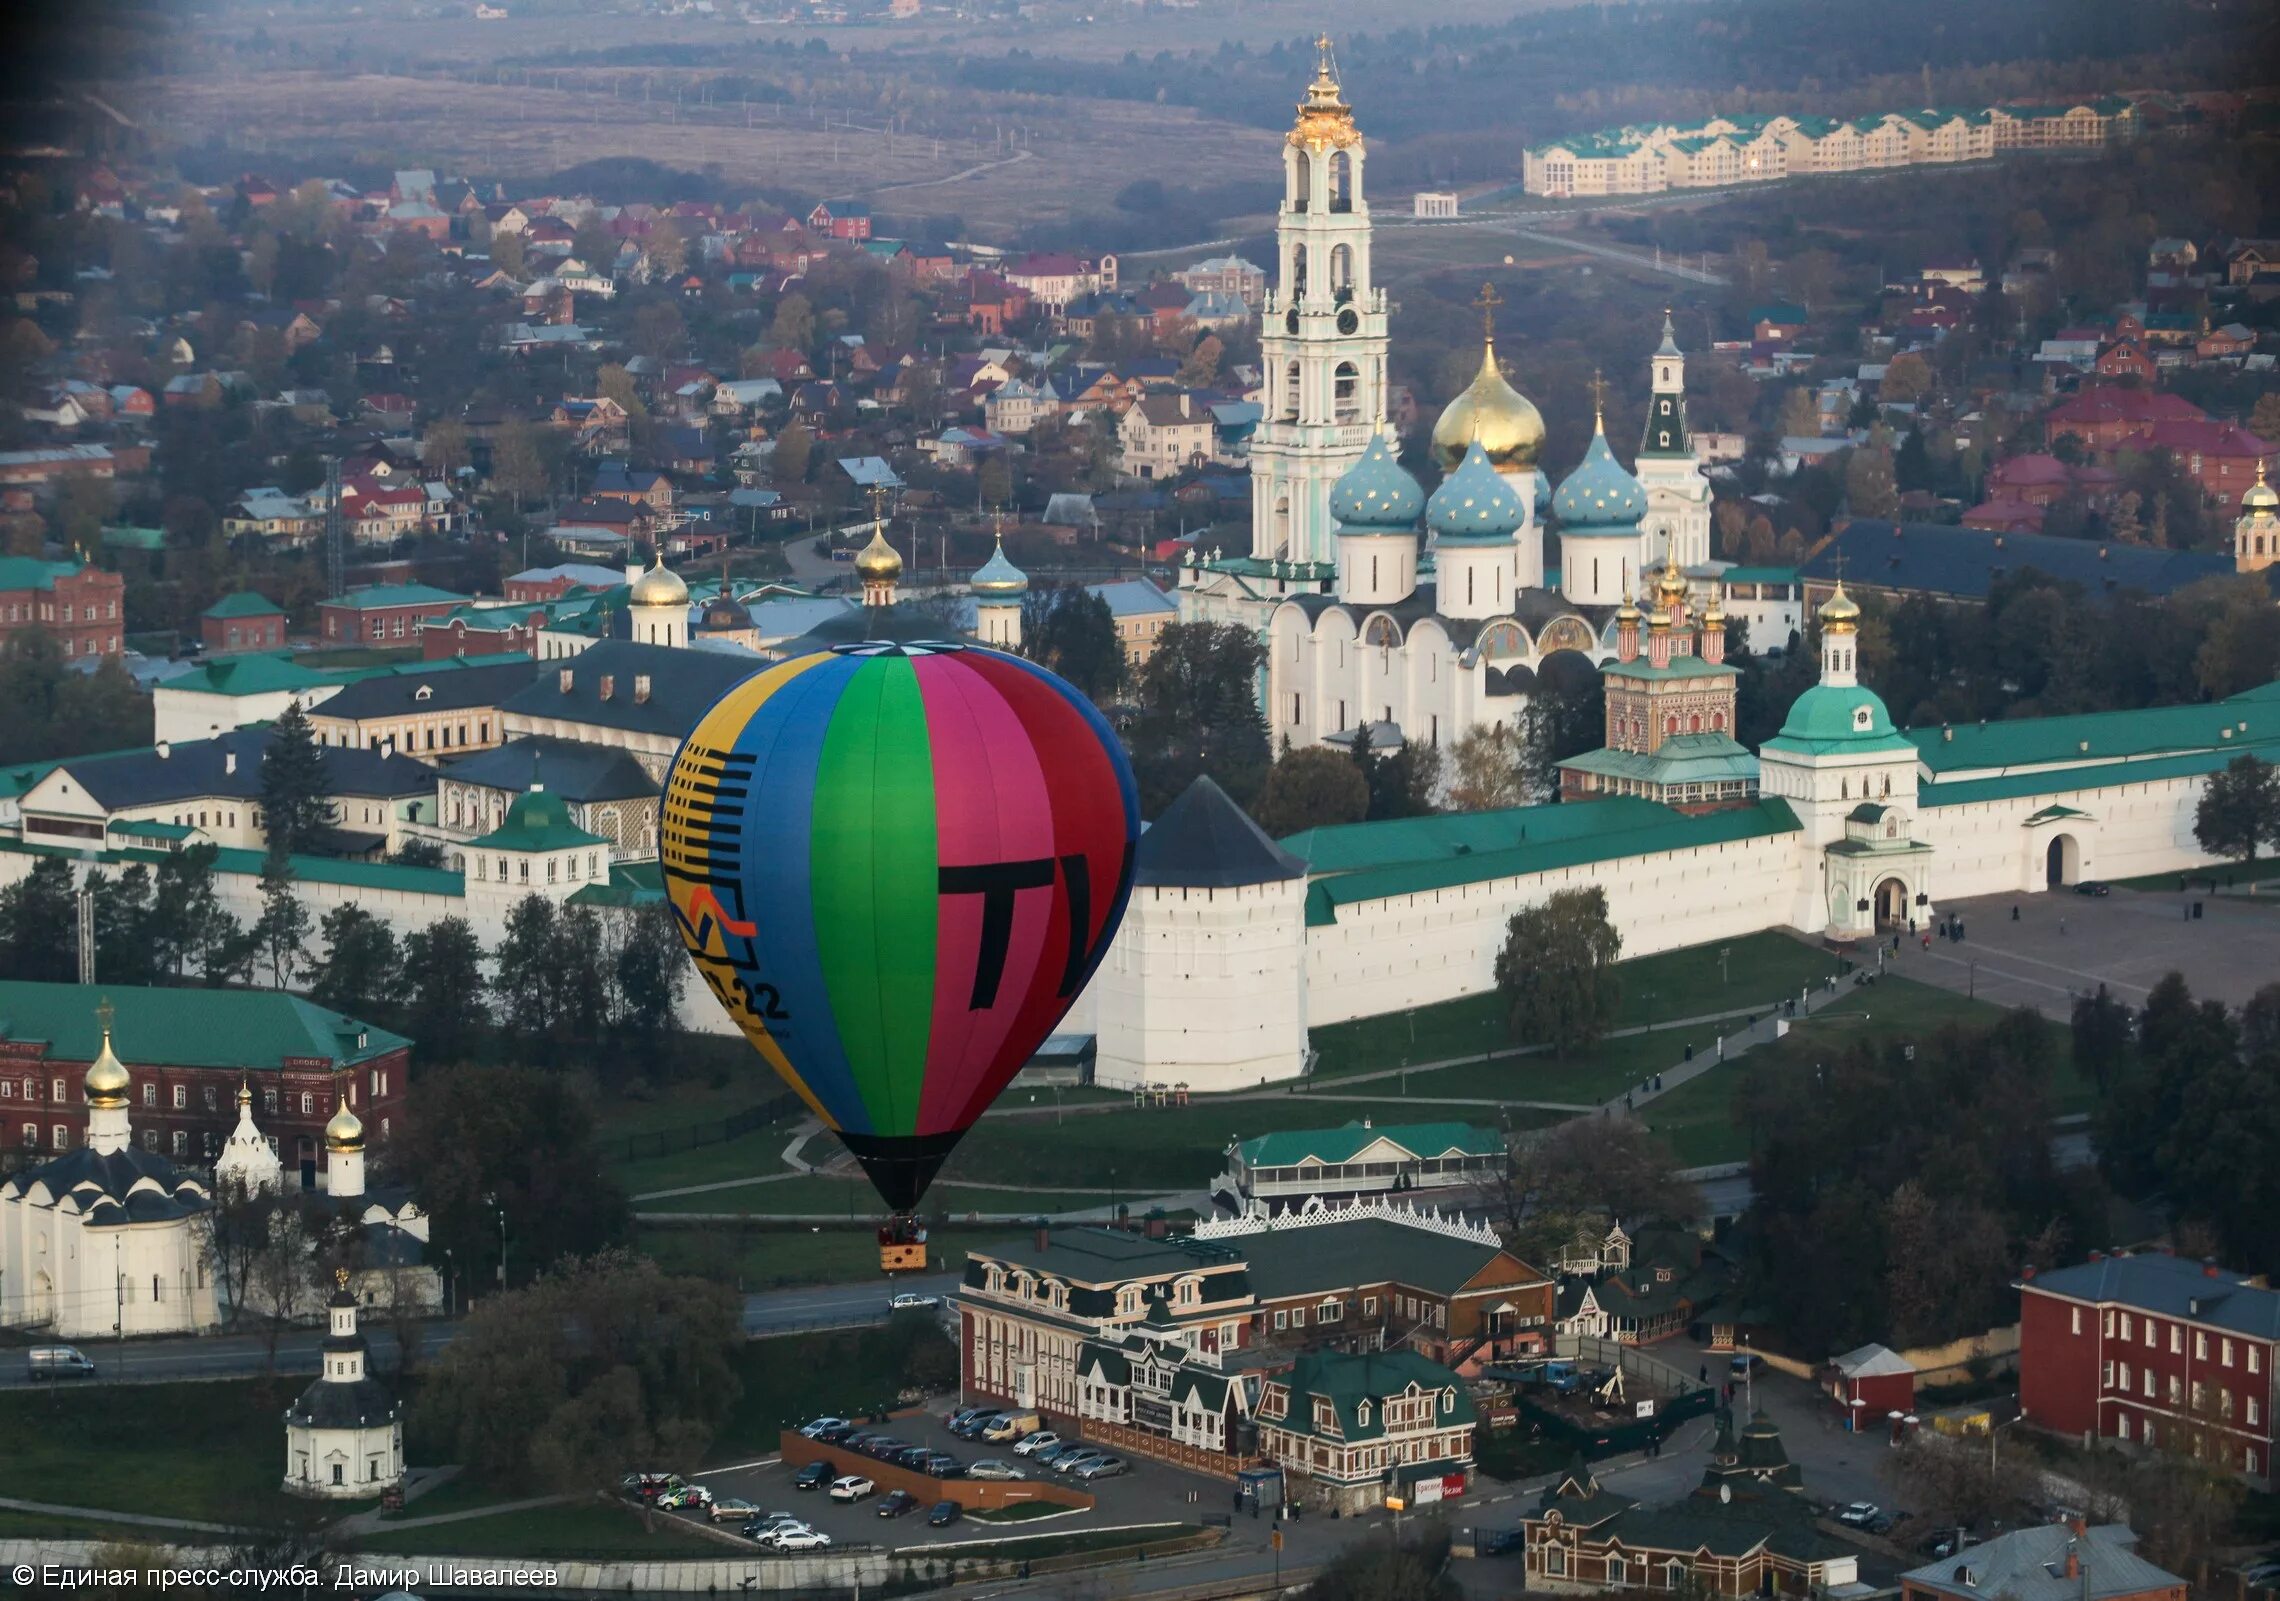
[799,1416,851,1439]
[766,1527,832,1553]
[966,1459,1023,1481]
[2074,882,2111,897]
[862,1437,913,1460]
[620,1472,681,1501]
[1037,1441,1092,1468]
[877,1489,922,1518]
[1868,1514,1898,1536]
[1728,1354,1765,1377]
[951,1411,1003,1440]
[918,1454,962,1478]
[1013,1431,1062,1457]
[829,1475,877,1502]
[946,1407,989,1433]
[26,1346,95,1382]
[1071,1455,1127,1480]
[983,1411,1042,1443]
[657,1484,712,1511]
[741,1514,806,1540]
[1837,1503,1881,1528]
[710,1497,763,1524]
[1053,1449,1108,1476]
[793,1461,833,1492]
[928,1500,963,1527]
[889,1291,940,1310]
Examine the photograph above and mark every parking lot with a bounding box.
[642,1404,1245,1555]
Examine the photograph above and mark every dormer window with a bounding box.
[1356,1400,1371,1427]
[415,684,432,701]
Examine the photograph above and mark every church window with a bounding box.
[1328,149,1354,213]
[301,1092,314,1115]
[1666,715,1679,735]
[172,1085,186,1110]
[1690,713,1702,733]
[518,860,530,883]
[142,1083,156,1108]
[1713,712,1725,732]
[1841,778,1849,799]
[1883,774,1891,797]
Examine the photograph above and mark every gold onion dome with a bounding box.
[855,525,903,584]
[1703,583,1726,628]
[628,557,688,607]
[84,1021,129,1110]
[325,1094,365,1154]
[1819,580,1861,635]
[1289,35,1360,149]
[1615,585,1642,625]
[1432,342,1545,474]
[2245,460,2277,512]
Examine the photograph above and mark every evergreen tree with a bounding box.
[1023,586,1125,703]
[490,895,559,1052]
[1251,745,1369,835]
[252,856,313,990]
[0,856,77,982]
[148,843,230,982]
[91,865,158,988]
[310,904,403,1020]
[258,702,331,861]
[609,904,689,1058]
[402,917,487,1064]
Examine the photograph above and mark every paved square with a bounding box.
[1887,885,2280,1018]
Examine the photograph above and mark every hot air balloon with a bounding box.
[660,640,1138,1264]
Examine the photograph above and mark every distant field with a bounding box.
[139,70,1271,231]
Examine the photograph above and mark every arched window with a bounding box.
[1334,361,1360,424]
[1689,713,1702,733]
[1283,362,1302,421]
[1290,243,1308,303]
[1666,714,1680,735]
[1327,148,1353,212]
[1712,711,1726,732]
[1291,148,1312,213]
[1330,243,1354,300]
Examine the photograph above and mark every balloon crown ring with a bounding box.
[831,640,968,657]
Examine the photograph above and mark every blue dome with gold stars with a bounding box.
[1330,435,1425,531]
[1425,442,1526,544]
[1553,419,1647,535]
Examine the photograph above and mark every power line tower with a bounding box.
[323,455,345,599]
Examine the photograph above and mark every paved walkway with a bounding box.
[0,1494,247,1536]
[1601,979,1856,1115]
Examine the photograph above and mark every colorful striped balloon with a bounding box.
[661,641,1139,1212]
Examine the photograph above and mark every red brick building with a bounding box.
[2043,389,2204,451]
[0,982,410,1182]
[199,591,287,655]
[318,581,470,644]
[0,556,125,661]
[2111,419,2278,512]
[2016,1253,2275,1485]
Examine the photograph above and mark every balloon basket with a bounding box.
[880,1241,928,1273]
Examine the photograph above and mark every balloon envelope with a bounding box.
[661,641,1138,1211]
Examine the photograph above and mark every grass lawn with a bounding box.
[377,1471,527,1523]
[0,1508,177,1542]
[642,1221,1033,1291]
[714,1327,937,1453]
[608,1121,802,1195]
[941,1103,1266,1193]
[1308,931,1838,1078]
[2110,859,2280,891]
[0,1376,361,1529]
[353,1498,714,1559]
[590,1077,795,1141]
[1639,977,2074,1167]
[968,1500,1074,1524]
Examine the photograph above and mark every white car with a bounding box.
[828,1475,877,1502]
[798,1416,850,1438]
[966,1459,1023,1481]
[766,1526,832,1552]
[888,1292,940,1310]
[1837,1502,1881,1528]
[1013,1431,1061,1457]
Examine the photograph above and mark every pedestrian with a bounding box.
[1700,1364,1709,1383]
[1921,931,1930,951]
[2011,905,2020,921]
[1625,1092,1634,1111]
[1717,1035,1725,1062]
[1654,1074,1663,1091]
[2059,917,2066,936]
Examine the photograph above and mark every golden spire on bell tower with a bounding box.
[1290,34,1359,148]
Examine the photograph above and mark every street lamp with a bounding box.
[486,1191,507,1287]
[442,1248,454,1320]
[1991,1408,2027,1471]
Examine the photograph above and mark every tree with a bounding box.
[252,856,312,990]
[400,917,487,1064]
[1299,1527,1461,1601]
[90,865,157,988]
[766,292,814,352]
[0,855,77,982]
[1844,445,1899,518]
[1777,386,1820,439]
[1494,885,1622,1058]
[147,844,234,982]
[2193,755,2278,868]
[309,904,401,1020]
[1500,1116,1695,1264]
[1880,352,1933,406]
[491,894,560,1047]
[2070,984,2133,1095]
[1125,621,1270,815]
[594,363,647,422]
[2194,586,2280,700]
[2249,392,2280,444]
[414,1250,738,1493]
[978,452,1013,510]
[606,903,688,1054]
[1252,744,1369,836]
[423,418,472,480]
[1022,585,1124,702]
[490,419,549,512]
[1445,723,1536,811]
[770,421,812,485]
[258,702,330,862]
[1175,334,1224,387]
[2160,1051,2280,1276]
[1364,736,1442,822]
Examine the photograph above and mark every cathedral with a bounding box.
[1179,44,1713,759]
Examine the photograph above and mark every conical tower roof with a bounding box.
[1135,776,1307,888]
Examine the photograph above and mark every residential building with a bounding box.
[1256,1348,1478,1513]
[0,556,125,661]
[1087,578,1178,667]
[1173,255,1268,307]
[1551,1220,1733,1345]
[318,583,471,645]
[1118,393,1215,480]
[1799,520,2243,608]
[1003,251,1118,312]
[2016,1252,2275,1484]
[1213,1120,1504,1216]
[1898,1523,2185,1601]
[304,656,538,757]
[198,592,287,656]
[1825,1344,1916,1429]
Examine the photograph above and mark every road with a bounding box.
[0,1273,962,1390]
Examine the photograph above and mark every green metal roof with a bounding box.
[1716,566,1797,584]
[0,556,82,592]
[1245,1219,1516,1302]
[566,859,666,907]
[1293,798,1801,927]
[327,582,469,611]
[105,819,195,841]
[168,653,334,697]
[1907,695,2275,776]
[1558,734,1759,786]
[466,789,606,853]
[1762,682,1910,753]
[1602,653,1733,684]
[201,591,286,619]
[1273,1349,1476,1444]
[1237,1120,1502,1170]
[100,525,167,551]
[1919,746,2273,810]
[0,979,409,1073]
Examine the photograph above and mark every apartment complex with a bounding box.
[1525,98,2136,198]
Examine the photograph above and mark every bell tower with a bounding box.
[1634,310,1711,575]
[1251,37,1389,568]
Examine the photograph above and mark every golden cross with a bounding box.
[1588,368,1609,426]
[1316,34,1334,73]
[1473,282,1503,346]
[868,483,889,532]
[95,996,114,1038]
[335,1266,350,1291]
[1832,549,1848,587]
